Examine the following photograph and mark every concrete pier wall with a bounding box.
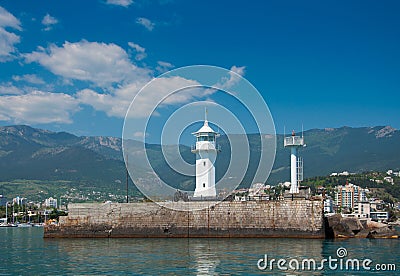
[44,200,324,238]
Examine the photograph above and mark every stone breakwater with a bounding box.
[44,200,325,238]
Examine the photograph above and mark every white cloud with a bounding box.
[106,0,133,7]
[128,42,145,53]
[12,74,45,84]
[0,6,21,30]
[17,38,234,123]
[133,131,149,138]
[77,76,205,119]
[0,91,80,124]
[136,17,155,31]
[128,41,147,60]
[20,39,206,122]
[41,14,58,31]
[76,80,147,118]
[156,61,174,73]
[122,76,204,118]
[0,83,23,95]
[0,6,21,62]
[215,65,246,90]
[24,40,151,88]
[230,65,245,77]
[77,88,121,117]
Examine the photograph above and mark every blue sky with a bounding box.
[0,0,399,139]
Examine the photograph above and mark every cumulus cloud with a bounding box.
[128,41,146,60]
[0,91,80,124]
[76,80,147,118]
[0,6,21,62]
[20,39,205,122]
[156,61,174,73]
[136,17,155,31]
[106,0,133,7]
[123,76,205,118]
[41,14,58,31]
[0,6,21,30]
[0,83,23,95]
[16,39,243,124]
[77,76,204,119]
[230,65,245,77]
[24,40,151,88]
[12,74,45,84]
[216,65,246,90]
[74,64,244,120]
[77,88,125,118]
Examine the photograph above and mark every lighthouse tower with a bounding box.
[191,112,220,198]
[284,130,305,194]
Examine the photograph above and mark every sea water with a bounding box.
[0,227,398,275]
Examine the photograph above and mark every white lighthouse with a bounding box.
[284,130,305,194]
[191,112,220,198]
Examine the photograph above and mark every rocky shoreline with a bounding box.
[325,214,399,239]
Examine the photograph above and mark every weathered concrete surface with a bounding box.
[44,200,325,238]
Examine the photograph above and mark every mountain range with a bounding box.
[0,125,399,198]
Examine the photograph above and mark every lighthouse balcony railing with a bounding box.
[284,136,304,147]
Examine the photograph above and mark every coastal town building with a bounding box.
[370,211,389,222]
[353,202,371,218]
[13,196,26,206]
[330,171,352,177]
[370,199,386,211]
[44,197,58,209]
[383,176,394,184]
[334,182,368,209]
[385,169,400,176]
[335,182,370,218]
[324,197,334,214]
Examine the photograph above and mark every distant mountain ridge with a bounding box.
[0,125,125,187]
[0,125,399,192]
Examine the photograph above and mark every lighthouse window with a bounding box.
[198,136,208,141]
[203,161,206,166]
[203,183,206,188]
[197,135,215,142]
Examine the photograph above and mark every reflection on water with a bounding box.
[0,227,398,275]
[190,241,220,275]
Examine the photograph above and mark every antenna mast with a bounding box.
[126,154,129,203]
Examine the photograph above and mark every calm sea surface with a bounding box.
[1,227,399,275]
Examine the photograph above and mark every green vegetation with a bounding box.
[302,172,400,202]
[0,179,142,204]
